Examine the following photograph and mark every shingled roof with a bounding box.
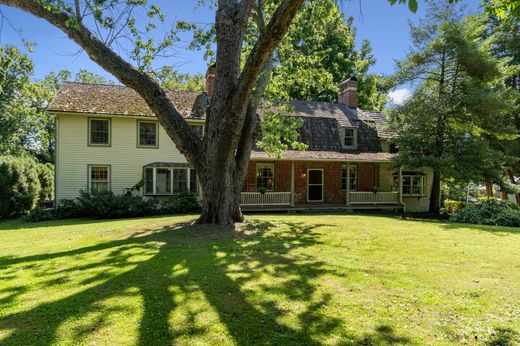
[48,82,208,118]
[49,82,395,161]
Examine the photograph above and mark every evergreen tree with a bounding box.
[390,3,516,213]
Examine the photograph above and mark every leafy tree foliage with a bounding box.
[153,66,204,91]
[266,0,387,110]
[390,3,517,213]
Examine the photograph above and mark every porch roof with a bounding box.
[250,150,394,162]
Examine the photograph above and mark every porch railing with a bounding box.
[349,191,399,204]
[240,192,291,206]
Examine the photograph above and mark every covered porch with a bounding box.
[240,159,405,210]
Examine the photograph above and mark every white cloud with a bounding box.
[387,88,412,105]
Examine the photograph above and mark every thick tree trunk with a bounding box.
[197,167,245,225]
[429,170,441,214]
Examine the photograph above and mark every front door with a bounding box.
[307,169,323,202]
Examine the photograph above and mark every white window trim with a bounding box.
[341,165,357,191]
[144,167,198,196]
[137,121,159,148]
[88,165,111,192]
[256,163,275,191]
[342,127,357,150]
[401,175,427,197]
[88,118,111,146]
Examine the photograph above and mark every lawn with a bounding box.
[0,214,519,345]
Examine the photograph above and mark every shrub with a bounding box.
[0,156,41,218]
[36,163,54,202]
[76,190,158,218]
[442,200,467,215]
[161,193,200,214]
[451,199,520,227]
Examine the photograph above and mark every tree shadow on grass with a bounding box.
[0,219,413,345]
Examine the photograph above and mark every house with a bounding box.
[48,67,433,212]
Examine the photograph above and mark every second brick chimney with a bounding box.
[205,64,216,97]
[337,77,358,108]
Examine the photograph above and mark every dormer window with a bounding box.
[343,128,357,149]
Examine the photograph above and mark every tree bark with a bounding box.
[429,170,441,213]
[2,0,305,226]
[485,182,494,198]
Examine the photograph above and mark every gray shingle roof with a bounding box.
[251,150,394,162]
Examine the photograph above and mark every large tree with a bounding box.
[390,3,516,213]
[0,0,475,225]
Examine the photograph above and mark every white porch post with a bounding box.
[346,162,350,205]
[399,166,405,211]
[290,161,295,207]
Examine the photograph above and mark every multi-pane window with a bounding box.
[341,165,357,191]
[89,119,110,145]
[156,168,171,194]
[144,168,154,194]
[89,166,110,193]
[189,124,204,139]
[172,169,188,193]
[138,121,158,147]
[394,173,426,196]
[344,128,356,149]
[256,163,274,191]
[143,167,198,195]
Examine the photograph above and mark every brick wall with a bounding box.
[243,160,348,204]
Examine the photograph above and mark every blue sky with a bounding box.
[0,0,481,102]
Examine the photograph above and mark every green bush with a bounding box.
[451,199,520,227]
[37,163,54,202]
[442,200,468,215]
[160,193,200,214]
[0,156,41,218]
[76,190,158,219]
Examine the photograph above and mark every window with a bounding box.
[143,167,198,195]
[89,165,110,193]
[89,118,110,145]
[156,168,171,194]
[341,165,357,191]
[144,168,154,194]
[256,163,274,191]
[343,128,356,149]
[189,169,198,194]
[138,121,158,147]
[394,172,426,196]
[189,124,204,138]
[172,169,188,193]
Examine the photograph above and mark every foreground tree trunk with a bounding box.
[2,0,305,226]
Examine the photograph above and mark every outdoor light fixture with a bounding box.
[301,171,306,178]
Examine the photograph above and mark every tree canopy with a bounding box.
[390,3,518,212]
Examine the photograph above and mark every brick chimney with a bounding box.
[337,76,358,108]
[205,64,216,97]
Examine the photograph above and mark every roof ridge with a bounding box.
[61,81,203,95]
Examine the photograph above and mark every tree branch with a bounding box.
[0,0,205,170]
[232,0,304,116]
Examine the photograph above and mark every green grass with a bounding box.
[0,214,519,345]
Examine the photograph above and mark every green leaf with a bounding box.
[408,0,418,13]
